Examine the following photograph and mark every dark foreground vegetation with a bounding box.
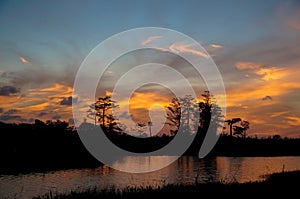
[0,120,100,174]
[35,170,300,198]
[1,119,300,174]
[209,134,300,157]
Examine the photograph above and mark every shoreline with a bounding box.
[2,155,300,176]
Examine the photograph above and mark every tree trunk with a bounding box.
[102,109,105,128]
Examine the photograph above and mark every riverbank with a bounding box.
[35,170,300,198]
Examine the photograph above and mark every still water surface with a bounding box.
[1,156,300,199]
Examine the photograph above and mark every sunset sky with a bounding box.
[0,0,300,137]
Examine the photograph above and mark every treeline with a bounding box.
[103,130,300,156]
[0,120,100,174]
[210,135,300,157]
[1,118,300,174]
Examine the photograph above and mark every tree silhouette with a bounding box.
[272,134,281,140]
[165,95,198,135]
[165,98,181,136]
[198,91,212,130]
[179,95,198,134]
[225,118,241,137]
[183,91,223,155]
[200,91,224,134]
[87,95,121,133]
[233,120,250,138]
[165,91,223,137]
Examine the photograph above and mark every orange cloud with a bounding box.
[0,83,75,123]
[169,43,209,58]
[105,90,112,96]
[287,116,300,126]
[141,36,162,46]
[255,67,287,81]
[28,83,73,97]
[25,102,51,111]
[114,86,176,129]
[224,63,300,137]
[116,91,171,136]
[210,44,223,49]
[225,64,300,110]
[226,80,299,108]
[235,62,262,70]
[128,92,171,110]
[271,111,288,118]
[154,47,168,52]
[19,56,29,64]
[250,119,267,125]
[236,62,290,81]
[151,42,210,58]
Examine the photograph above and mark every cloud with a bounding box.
[235,62,262,70]
[128,91,173,110]
[210,44,223,49]
[262,96,272,101]
[234,61,293,85]
[3,61,77,90]
[223,59,300,137]
[19,56,30,64]
[105,70,114,77]
[287,116,300,126]
[118,111,131,119]
[141,36,211,58]
[0,83,75,123]
[105,90,112,96]
[0,108,25,122]
[60,96,77,106]
[129,107,150,125]
[205,44,224,54]
[169,43,209,58]
[154,47,168,52]
[271,111,288,118]
[0,114,25,122]
[52,115,61,120]
[225,75,299,107]
[255,67,286,81]
[28,118,35,123]
[28,83,73,95]
[0,85,19,96]
[37,111,47,117]
[141,36,162,46]
[142,42,210,58]
[4,109,19,115]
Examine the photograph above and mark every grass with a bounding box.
[34,170,300,198]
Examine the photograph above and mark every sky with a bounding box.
[0,0,300,137]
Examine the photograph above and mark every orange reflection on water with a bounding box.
[1,156,300,199]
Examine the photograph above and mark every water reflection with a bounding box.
[1,156,300,199]
[111,156,179,173]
